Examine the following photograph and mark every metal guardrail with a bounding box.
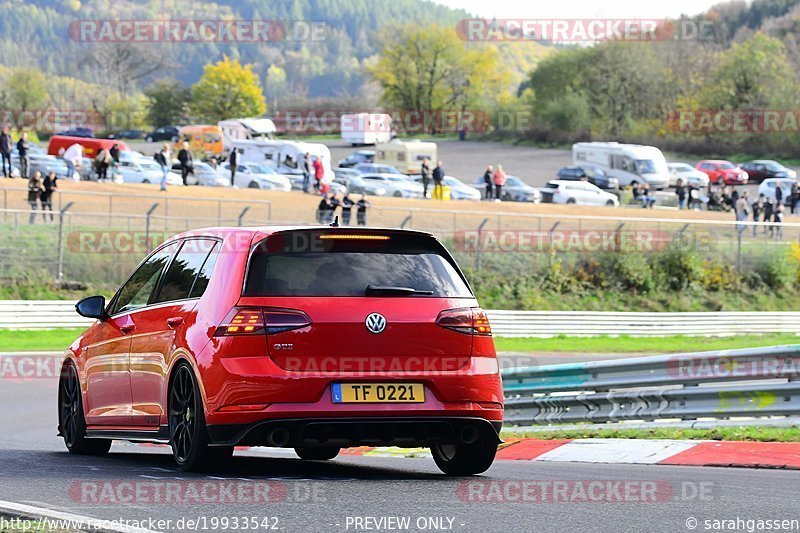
[3,301,800,334]
[502,344,800,425]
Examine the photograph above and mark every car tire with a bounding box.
[145,136,153,143]
[169,363,233,472]
[59,363,112,456]
[566,198,576,204]
[431,435,497,476]
[142,179,150,184]
[606,200,615,206]
[248,181,260,189]
[393,191,402,197]
[294,447,341,461]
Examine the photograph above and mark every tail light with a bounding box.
[436,307,492,336]
[214,307,311,336]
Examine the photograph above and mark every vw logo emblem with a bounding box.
[365,313,386,334]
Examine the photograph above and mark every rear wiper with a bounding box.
[365,284,434,296]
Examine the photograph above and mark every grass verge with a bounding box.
[501,426,800,442]
[493,334,800,354]
[0,328,84,352]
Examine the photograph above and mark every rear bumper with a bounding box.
[207,416,502,448]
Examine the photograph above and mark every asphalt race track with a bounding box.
[1,365,799,533]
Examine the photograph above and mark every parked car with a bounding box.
[360,173,424,198]
[57,127,93,138]
[695,160,748,185]
[333,172,387,196]
[67,227,502,474]
[145,126,181,143]
[541,180,619,206]
[13,153,78,180]
[667,162,710,188]
[557,165,619,191]
[110,130,145,140]
[172,161,230,187]
[338,150,375,168]
[739,160,797,182]
[354,163,403,175]
[118,151,182,185]
[758,178,798,203]
[217,162,292,191]
[471,175,541,203]
[409,174,481,200]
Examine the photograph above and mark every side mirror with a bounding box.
[76,295,108,321]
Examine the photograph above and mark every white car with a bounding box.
[218,162,292,191]
[667,162,710,188]
[172,161,231,187]
[758,178,798,203]
[360,173,425,198]
[544,180,620,207]
[118,152,182,186]
[409,174,481,200]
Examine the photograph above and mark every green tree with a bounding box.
[8,68,48,112]
[145,79,191,127]
[190,56,267,122]
[368,25,508,122]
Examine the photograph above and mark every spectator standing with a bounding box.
[27,171,42,224]
[340,193,354,225]
[775,183,783,204]
[316,195,329,224]
[493,164,507,200]
[326,194,340,224]
[0,126,12,178]
[482,165,494,200]
[154,143,171,192]
[356,194,370,226]
[763,198,774,236]
[751,194,764,237]
[95,148,111,181]
[177,142,194,185]
[432,161,445,200]
[302,152,312,193]
[17,132,30,179]
[791,182,799,214]
[774,200,785,240]
[62,143,83,181]
[420,158,432,198]
[229,148,238,187]
[41,171,57,223]
[735,191,749,236]
[313,156,324,192]
[675,179,687,210]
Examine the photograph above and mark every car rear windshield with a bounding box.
[244,231,472,297]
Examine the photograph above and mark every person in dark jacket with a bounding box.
[17,132,30,179]
[432,161,444,199]
[177,142,194,185]
[0,126,12,178]
[27,171,42,224]
[356,194,370,226]
[316,195,329,224]
[763,198,774,236]
[791,182,799,214]
[154,144,171,191]
[41,172,57,222]
[229,148,238,187]
[775,183,783,204]
[675,179,687,210]
[751,194,764,237]
[483,164,494,200]
[340,193,355,225]
[420,158,431,198]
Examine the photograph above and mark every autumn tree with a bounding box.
[190,56,267,122]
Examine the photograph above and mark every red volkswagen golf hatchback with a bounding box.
[60,227,503,475]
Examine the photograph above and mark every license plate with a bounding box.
[331,383,425,403]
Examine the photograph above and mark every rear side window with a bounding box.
[153,239,219,304]
[245,231,472,298]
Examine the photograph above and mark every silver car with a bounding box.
[471,175,541,202]
[360,173,424,198]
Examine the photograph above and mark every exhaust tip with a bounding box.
[268,427,290,447]
[459,425,479,445]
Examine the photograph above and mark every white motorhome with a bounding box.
[374,139,437,174]
[219,118,277,151]
[340,113,393,145]
[572,142,670,190]
[231,139,334,181]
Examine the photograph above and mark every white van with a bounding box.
[341,113,393,145]
[219,118,277,151]
[374,139,437,174]
[231,139,334,182]
[572,142,669,190]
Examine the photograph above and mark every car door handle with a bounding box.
[120,324,135,334]
[167,317,184,329]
